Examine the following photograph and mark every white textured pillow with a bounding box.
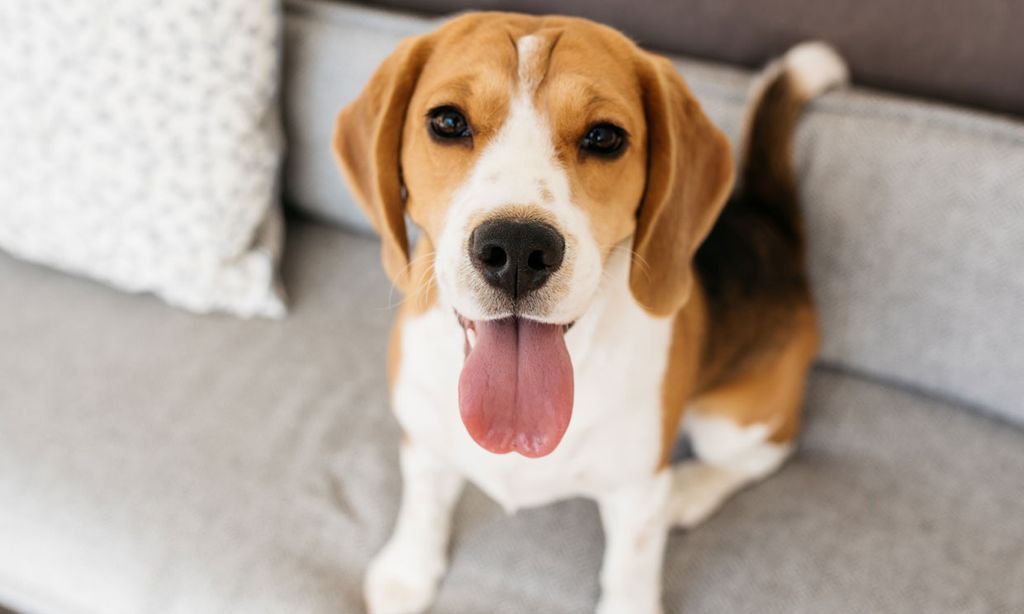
[0,0,286,317]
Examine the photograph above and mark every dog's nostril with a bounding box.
[527,250,547,271]
[481,245,507,269]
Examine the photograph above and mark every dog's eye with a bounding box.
[580,123,626,156]
[428,106,472,140]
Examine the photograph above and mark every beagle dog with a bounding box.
[335,12,846,614]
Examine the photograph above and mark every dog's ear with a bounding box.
[333,34,433,292]
[630,55,735,316]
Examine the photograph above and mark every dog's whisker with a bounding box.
[629,248,653,281]
[382,247,438,310]
[385,259,436,311]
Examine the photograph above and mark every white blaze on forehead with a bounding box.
[457,34,568,213]
[433,31,603,323]
[516,34,546,93]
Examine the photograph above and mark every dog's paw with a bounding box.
[668,460,736,530]
[364,547,442,614]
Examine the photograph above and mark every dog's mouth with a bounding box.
[456,313,575,458]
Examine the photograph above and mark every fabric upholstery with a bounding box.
[282,0,439,232]
[1,221,1023,614]
[356,0,1024,117]
[0,0,286,318]
[282,0,1024,425]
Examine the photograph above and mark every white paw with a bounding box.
[364,546,443,614]
[669,461,738,530]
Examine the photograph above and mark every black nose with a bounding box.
[469,219,565,300]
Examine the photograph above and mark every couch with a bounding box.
[2,1,1022,613]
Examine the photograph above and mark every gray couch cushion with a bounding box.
[1,220,1022,614]
[282,0,440,233]
[282,0,1024,425]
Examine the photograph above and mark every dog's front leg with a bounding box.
[595,470,672,614]
[364,439,464,614]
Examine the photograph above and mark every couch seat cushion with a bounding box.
[1,221,1022,614]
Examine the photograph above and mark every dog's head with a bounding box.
[335,13,733,457]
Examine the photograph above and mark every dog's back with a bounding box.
[695,43,848,391]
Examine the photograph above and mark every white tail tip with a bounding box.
[785,42,849,97]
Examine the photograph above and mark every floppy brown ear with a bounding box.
[630,55,735,316]
[333,34,433,292]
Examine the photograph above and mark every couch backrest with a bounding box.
[361,0,1024,117]
[283,0,1024,426]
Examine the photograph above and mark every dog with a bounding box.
[335,12,846,614]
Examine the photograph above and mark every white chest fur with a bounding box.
[391,245,674,512]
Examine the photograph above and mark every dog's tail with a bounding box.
[735,42,848,247]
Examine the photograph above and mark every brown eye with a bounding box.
[580,123,626,156]
[428,106,472,140]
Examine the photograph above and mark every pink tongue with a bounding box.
[458,318,574,458]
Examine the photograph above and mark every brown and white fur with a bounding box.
[335,13,846,614]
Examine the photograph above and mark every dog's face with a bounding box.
[404,25,648,326]
[336,13,733,457]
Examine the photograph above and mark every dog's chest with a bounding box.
[391,279,674,511]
